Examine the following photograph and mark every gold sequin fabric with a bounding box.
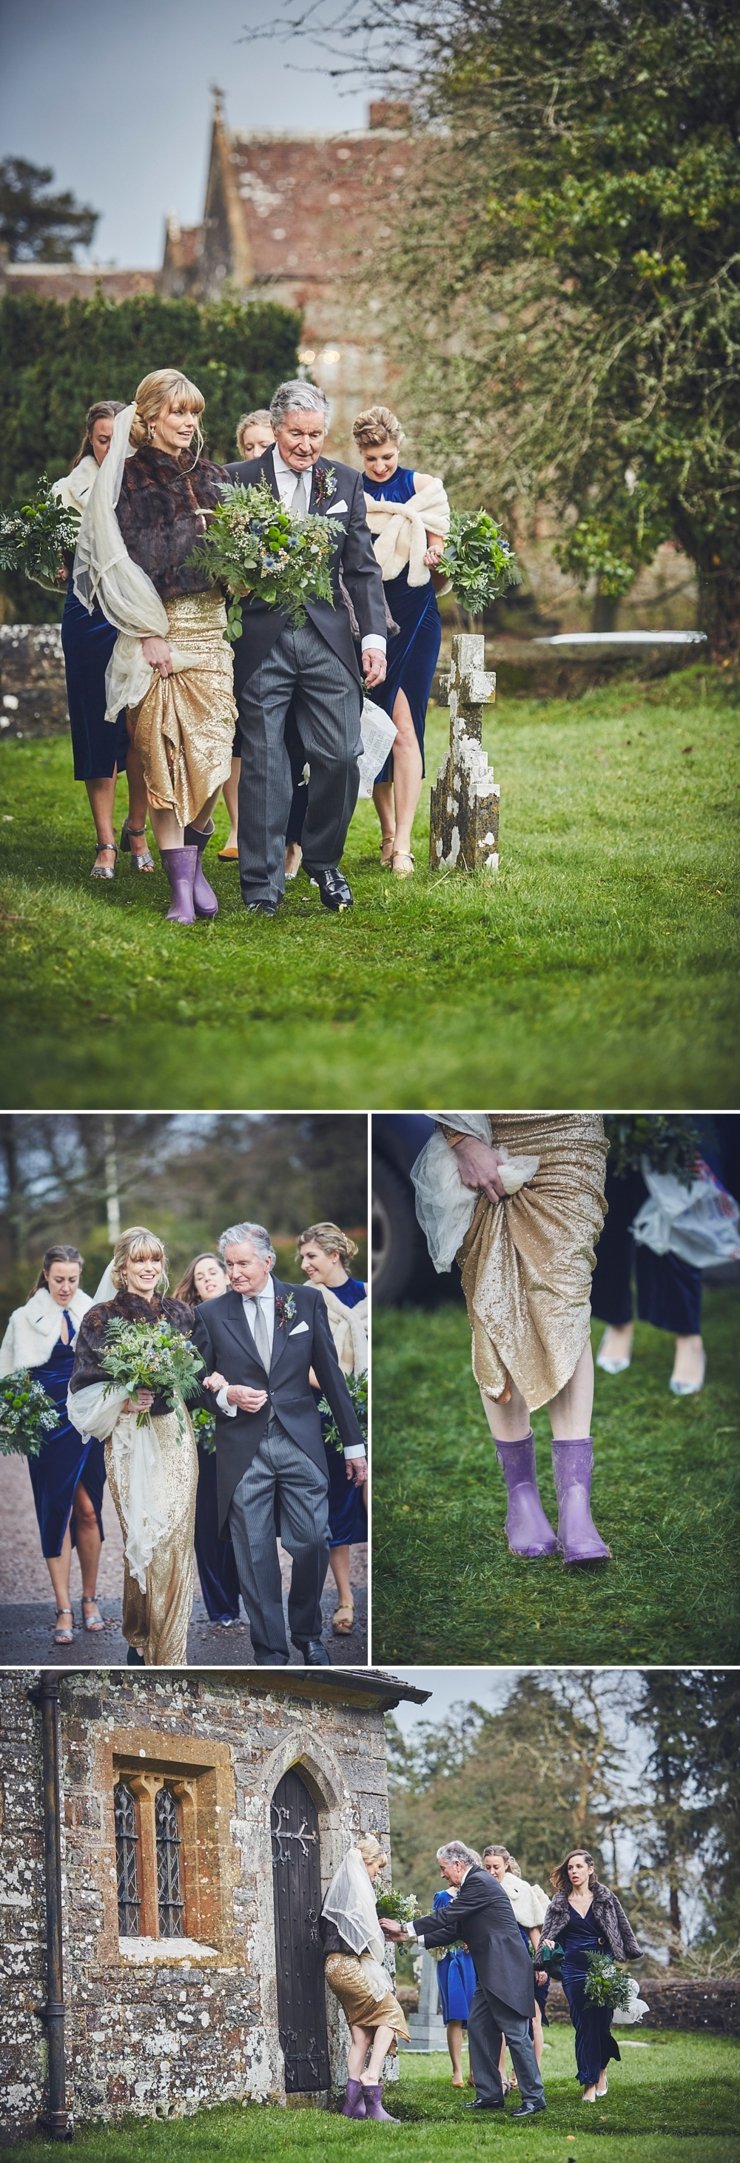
[459,1113,607,1409]
[323,1955,411,2048]
[131,589,236,827]
[104,1409,197,1666]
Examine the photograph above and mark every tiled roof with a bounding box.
[228,129,415,285]
[3,264,159,299]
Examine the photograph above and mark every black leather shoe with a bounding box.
[304,863,353,911]
[294,1638,331,1666]
[464,2100,504,2111]
[245,899,279,916]
[510,2102,547,2117]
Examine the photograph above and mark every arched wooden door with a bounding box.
[271,1767,330,2094]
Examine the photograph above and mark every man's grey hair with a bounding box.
[270,380,330,428]
[437,1841,481,1869]
[219,1222,277,1265]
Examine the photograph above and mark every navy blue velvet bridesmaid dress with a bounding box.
[362,465,442,781]
[560,1903,621,2088]
[61,576,129,780]
[27,1315,105,1557]
[194,1442,242,1624]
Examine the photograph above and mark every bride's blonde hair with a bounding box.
[130,369,205,461]
[111,1225,168,1292]
[355,1833,388,1869]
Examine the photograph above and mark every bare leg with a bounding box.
[548,1339,595,1439]
[670,1333,705,1389]
[221,755,240,851]
[388,688,423,861]
[447,2020,464,2084]
[46,1526,73,1617]
[347,2024,372,2080]
[533,2001,544,2069]
[150,786,221,851]
[72,1484,103,1615]
[329,1544,354,1629]
[363,2024,396,2083]
[373,778,395,862]
[480,1379,531,1443]
[84,774,117,869]
[598,1321,634,1367]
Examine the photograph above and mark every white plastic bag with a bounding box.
[631,1156,740,1270]
[357,697,397,797]
[612,1976,650,2025]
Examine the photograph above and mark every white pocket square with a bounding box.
[289,1320,310,1334]
[325,500,348,515]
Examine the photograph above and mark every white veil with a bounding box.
[73,401,185,720]
[322,1846,389,2001]
[411,1114,540,1273]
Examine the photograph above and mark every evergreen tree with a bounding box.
[0,157,99,261]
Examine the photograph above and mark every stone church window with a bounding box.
[155,1785,184,1938]
[114,1778,141,1935]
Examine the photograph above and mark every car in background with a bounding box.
[372,1114,462,1305]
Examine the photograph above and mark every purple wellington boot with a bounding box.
[361,2083,399,2123]
[160,846,197,925]
[184,819,219,918]
[495,1433,558,1557]
[551,1438,611,1563]
[341,2079,367,2118]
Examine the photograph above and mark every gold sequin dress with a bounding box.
[131,589,236,827]
[456,1113,608,1409]
[104,1405,197,1666]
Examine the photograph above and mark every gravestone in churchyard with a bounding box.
[429,632,499,872]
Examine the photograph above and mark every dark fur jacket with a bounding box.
[116,444,228,598]
[69,1291,195,1417]
[539,1883,641,1962]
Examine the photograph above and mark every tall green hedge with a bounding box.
[0,288,301,619]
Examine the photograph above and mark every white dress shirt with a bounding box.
[215,1279,364,1459]
[270,447,385,657]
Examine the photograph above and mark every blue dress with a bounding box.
[320,1278,367,1549]
[362,465,442,782]
[433,1888,477,2023]
[194,1442,241,1624]
[27,1318,106,1558]
[61,576,129,781]
[561,1901,622,2087]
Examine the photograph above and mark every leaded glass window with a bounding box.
[155,1785,184,1937]
[114,1779,141,1936]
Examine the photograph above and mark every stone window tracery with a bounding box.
[113,1777,141,1936]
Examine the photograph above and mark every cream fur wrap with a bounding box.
[364,478,450,587]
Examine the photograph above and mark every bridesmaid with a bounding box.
[352,403,449,876]
[53,400,152,879]
[297,1222,368,1638]
[0,1244,106,1644]
[433,1884,477,2086]
[538,1848,641,2105]
[174,1251,242,1628]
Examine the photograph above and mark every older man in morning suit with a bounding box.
[381,1839,546,2118]
[227,379,387,916]
[195,1219,366,1666]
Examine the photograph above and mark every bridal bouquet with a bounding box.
[375,1888,419,1923]
[439,507,520,616]
[584,1950,633,2012]
[318,1370,368,1453]
[0,478,78,590]
[188,479,338,638]
[0,1370,58,1458]
[100,1318,204,1441]
[605,1116,699,1184]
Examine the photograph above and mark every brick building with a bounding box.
[0,1666,427,2137]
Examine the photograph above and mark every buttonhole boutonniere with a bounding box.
[313,464,337,507]
[275,1291,297,1329]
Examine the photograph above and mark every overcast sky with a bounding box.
[0,0,369,268]
[388,1669,521,1738]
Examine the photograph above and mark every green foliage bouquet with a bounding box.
[318,1370,368,1453]
[189,479,338,639]
[375,1888,419,1923]
[191,1404,217,1454]
[100,1318,204,1441]
[439,508,520,616]
[0,478,78,591]
[584,1949,633,2012]
[0,1370,58,1458]
[605,1116,700,1184]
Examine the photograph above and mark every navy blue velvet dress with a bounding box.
[434,1888,477,2023]
[194,1442,241,1624]
[61,576,129,780]
[320,1278,367,1549]
[27,1319,106,1558]
[363,465,442,782]
[561,1901,621,2087]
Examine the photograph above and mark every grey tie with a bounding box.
[252,1295,271,1373]
[290,472,306,514]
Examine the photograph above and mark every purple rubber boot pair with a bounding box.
[495,1433,558,1557]
[161,827,219,925]
[341,2079,366,2118]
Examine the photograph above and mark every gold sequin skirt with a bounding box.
[324,1955,411,2050]
[459,1113,608,1409]
[131,590,236,827]
[105,1410,198,1666]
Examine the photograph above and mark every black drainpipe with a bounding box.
[28,1671,72,2139]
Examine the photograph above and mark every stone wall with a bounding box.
[0,623,66,738]
[543,1976,738,2036]
[0,1670,394,2134]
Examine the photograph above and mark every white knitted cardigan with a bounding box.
[364,477,450,587]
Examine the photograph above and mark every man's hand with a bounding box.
[452,1136,507,1203]
[202,1370,228,1394]
[362,648,387,690]
[379,1917,403,1939]
[346,1453,368,1486]
[226,1383,269,1413]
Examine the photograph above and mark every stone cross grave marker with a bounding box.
[429,631,499,872]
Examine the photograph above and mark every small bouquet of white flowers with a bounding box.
[0,478,78,591]
[0,1370,58,1457]
[188,479,338,638]
[100,1318,204,1441]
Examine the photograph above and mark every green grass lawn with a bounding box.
[0,665,738,1107]
[5,2031,737,2161]
[371,1288,740,1665]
